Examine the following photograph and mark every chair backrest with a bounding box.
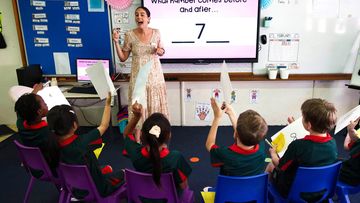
[214,173,269,203]
[125,168,179,203]
[58,162,100,202]
[14,140,54,181]
[287,161,342,202]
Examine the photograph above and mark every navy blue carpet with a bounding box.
[0,126,359,202]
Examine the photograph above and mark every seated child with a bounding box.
[15,83,59,176]
[123,102,192,192]
[339,118,360,186]
[266,98,338,197]
[47,93,124,198]
[206,98,268,176]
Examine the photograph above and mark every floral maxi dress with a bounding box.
[123,29,169,127]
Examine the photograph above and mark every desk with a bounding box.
[61,86,122,126]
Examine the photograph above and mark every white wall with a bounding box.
[0,0,23,125]
[0,1,358,126]
[116,80,359,126]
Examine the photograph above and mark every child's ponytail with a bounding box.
[141,113,171,187]
[147,129,162,186]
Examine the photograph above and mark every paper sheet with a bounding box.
[271,117,309,157]
[201,191,215,203]
[335,105,360,134]
[220,61,233,104]
[37,86,70,110]
[131,60,153,106]
[93,143,105,159]
[86,62,115,99]
[53,52,71,75]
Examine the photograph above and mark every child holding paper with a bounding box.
[47,93,125,199]
[266,98,338,197]
[15,83,59,177]
[205,98,268,176]
[338,118,360,186]
[123,102,192,193]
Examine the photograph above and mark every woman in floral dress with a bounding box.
[113,6,169,141]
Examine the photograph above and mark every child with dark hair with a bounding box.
[123,102,192,192]
[206,97,268,176]
[266,98,338,198]
[338,118,360,186]
[47,93,124,198]
[15,84,59,177]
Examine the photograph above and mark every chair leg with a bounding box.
[336,189,350,203]
[23,177,34,203]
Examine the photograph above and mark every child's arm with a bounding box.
[344,118,360,150]
[123,102,142,137]
[206,98,223,151]
[287,116,295,124]
[223,102,237,131]
[269,146,280,167]
[31,83,43,94]
[97,92,111,135]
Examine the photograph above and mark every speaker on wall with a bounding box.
[16,64,43,88]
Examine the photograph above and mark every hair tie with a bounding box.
[69,110,75,114]
[149,125,161,138]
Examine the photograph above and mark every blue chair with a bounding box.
[214,173,269,203]
[336,181,360,203]
[268,161,342,203]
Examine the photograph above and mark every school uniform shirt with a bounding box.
[58,129,124,198]
[16,117,59,177]
[210,141,266,176]
[123,134,192,192]
[272,134,338,197]
[339,139,360,186]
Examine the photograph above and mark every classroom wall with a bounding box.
[117,80,359,126]
[0,0,23,125]
[0,1,359,127]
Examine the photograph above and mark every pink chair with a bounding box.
[58,162,126,203]
[125,168,194,203]
[14,140,66,203]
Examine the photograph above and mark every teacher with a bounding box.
[112,6,169,141]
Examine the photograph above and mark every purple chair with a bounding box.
[13,140,66,203]
[125,168,194,203]
[58,162,126,203]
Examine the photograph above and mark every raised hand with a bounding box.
[105,92,111,106]
[347,117,360,141]
[287,116,295,124]
[132,101,143,118]
[112,28,120,42]
[211,97,223,119]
